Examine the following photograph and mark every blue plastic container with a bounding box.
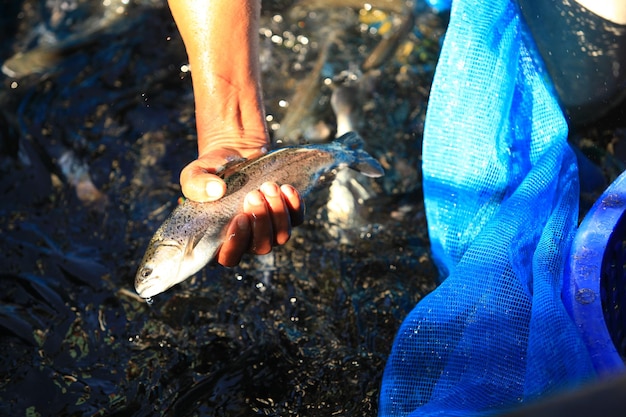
[564,170,626,375]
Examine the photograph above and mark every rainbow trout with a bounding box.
[135,132,383,299]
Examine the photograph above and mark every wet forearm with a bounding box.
[168,0,268,155]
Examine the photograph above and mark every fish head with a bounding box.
[134,239,186,299]
[134,233,220,299]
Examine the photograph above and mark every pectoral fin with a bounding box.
[184,233,204,258]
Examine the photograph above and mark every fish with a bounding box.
[1,0,146,78]
[361,10,416,72]
[331,84,361,137]
[273,28,339,144]
[326,84,379,241]
[134,132,384,299]
[2,2,138,78]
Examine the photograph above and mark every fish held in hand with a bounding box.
[134,132,383,299]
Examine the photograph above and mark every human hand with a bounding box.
[180,147,305,267]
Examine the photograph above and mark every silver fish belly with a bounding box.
[134,132,383,299]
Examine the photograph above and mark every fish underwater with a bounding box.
[135,132,384,299]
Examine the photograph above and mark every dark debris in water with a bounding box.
[2,0,624,416]
[0,0,439,416]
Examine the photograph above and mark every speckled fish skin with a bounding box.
[134,132,383,299]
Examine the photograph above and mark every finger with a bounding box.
[260,182,291,245]
[280,184,305,226]
[244,189,273,255]
[180,159,227,202]
[216,214,251,267]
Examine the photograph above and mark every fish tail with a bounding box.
[335,132,385,178]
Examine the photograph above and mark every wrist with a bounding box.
[193,76,269,155]
[197,129,270,160]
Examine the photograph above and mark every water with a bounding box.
[0,1,441,415]
[2,0,624,415]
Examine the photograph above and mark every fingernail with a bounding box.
[261,182,279,197]
[280,184,296,197]
[206,181,223,199]
[236,214,249,229]
[246,190,264,206]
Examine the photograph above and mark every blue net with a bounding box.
[380,0,599,415]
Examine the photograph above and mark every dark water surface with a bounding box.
[3,1,625,415]
[0,0,442,415]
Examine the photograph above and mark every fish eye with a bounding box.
[141,267,153,278]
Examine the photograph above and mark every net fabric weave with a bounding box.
[380,0,596,415]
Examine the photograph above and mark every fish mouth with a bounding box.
[135,282,162,299]
[135,275,174,299]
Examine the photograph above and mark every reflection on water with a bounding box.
[0,1,441,414]
[8,0,614,415]
[1,0,624,415]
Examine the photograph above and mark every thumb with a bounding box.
[180,158,227,202]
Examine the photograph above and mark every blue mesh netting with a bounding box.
[380,0,598,415]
